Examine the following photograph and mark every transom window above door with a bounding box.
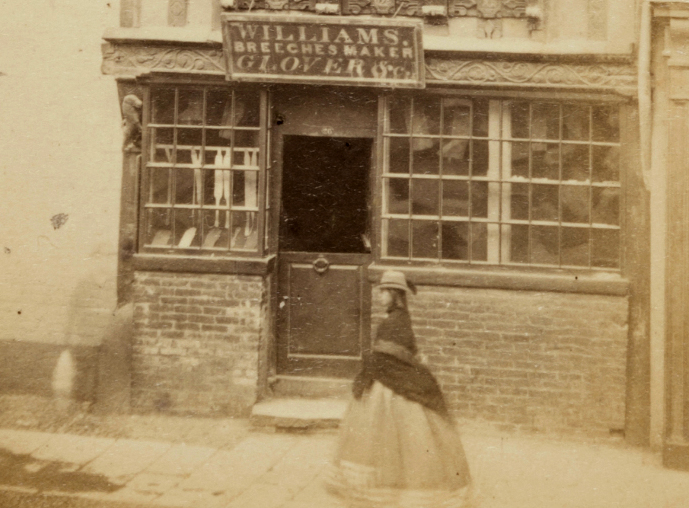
[141,85,271,256]
[381,95,621,270]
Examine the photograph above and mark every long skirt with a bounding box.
[326,381,474,508]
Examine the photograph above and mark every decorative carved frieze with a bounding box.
[289,0,317,10]
[395,0,423,17]
[235,0,266,9]
[449,0,478,17]
[343,0,396,15]
[101,42,637,95]
[101,43,226,76]
[424,59,637,92]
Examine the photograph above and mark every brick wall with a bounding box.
[373,286,628,437]
[131,271,267,416]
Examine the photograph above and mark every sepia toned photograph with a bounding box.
[1,0,689,506]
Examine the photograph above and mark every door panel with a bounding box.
[277,253,370,377]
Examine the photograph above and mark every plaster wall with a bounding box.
[0,0,122,348]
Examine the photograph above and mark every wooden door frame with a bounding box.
[268,88,381,378]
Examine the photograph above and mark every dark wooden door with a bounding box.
[277,136,372,378]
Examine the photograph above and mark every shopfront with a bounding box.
[103,4,645,438]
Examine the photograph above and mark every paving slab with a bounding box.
[258,435,336,493]
[225,483,294,508]
[145,443,217,476]
[83,439,172,481]
[292,472,346,507]
[0,428,53,455]
[178,433,298,496]
[32,433,115,465]
[153,488,232,507]
[126,473,184,496]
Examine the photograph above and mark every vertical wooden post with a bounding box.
[120,0,141,28]
[662,14,689,470]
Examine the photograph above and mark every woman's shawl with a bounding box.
[352,309,449,418]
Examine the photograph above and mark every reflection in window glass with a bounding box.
[412,221,438,258]
[382,96,621,270]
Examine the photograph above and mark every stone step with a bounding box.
[250,398,349,430]
[269,375,353,399]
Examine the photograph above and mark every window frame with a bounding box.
[375,89,628,273]
[137,78,272,260]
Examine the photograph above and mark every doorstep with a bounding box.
[250,398,349,430]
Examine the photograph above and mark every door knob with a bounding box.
[312,256,330,275]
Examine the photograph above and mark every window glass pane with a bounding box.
[472,140,489,176]
[510,102,530,139]
[531,143,559,180]
[532,184,558,221]
[152,88,175,125]
[471,181,488,218]
[532,103,560,140]
[234,146,260,169]
[473,99,489,138]
[235,91,261,127]
[173,209,198,247]
[412,138,439,175]
[231,211,258,250]
[178,89,204,125]
[412,179,439,215]
[471,223,488,261]
[561,186,589,223]
[531,226,559,264]
[561,228,589,266]
[412,96,441,135]
[206,166,229,206]
[201,209,229,249]
[385,219,409,257]
[388,137,410,174]
[146,209,172,246]
[592,187,619,225]
[441,139,470,175]
[386,178,410,214]
[592,146,619,182]
[151,128,174,163]
[442,181,469,217]
[389,96,412,134]
[206,89,231,126]
[509,224,529,263]
[510,141,529,178]
[204,141,231,167]
[233,170,259,208]
[149,168,170,204]
[412,221,438,258]
[175,168,202,205]
[442,98,471,137]
[592,229,619,268]
[592,105,619,142]
[562,144,589,181]
[510,183,529,220]
[562,105,590,141]
[176,129,203,164]
[441,222,468,260]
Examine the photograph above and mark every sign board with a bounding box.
[222,14,424,88]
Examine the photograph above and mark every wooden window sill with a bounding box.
[133,253,275,276]
[367,263,629,296]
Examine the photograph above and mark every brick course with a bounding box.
[131,271,267,416]
[373,286,628,437]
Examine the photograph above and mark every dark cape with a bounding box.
[352,308,449,419]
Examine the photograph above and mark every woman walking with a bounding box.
[327,270,474,508]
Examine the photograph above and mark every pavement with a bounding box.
[1,417,689,508]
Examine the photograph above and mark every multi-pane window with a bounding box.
[142,86,268,255]
[382,96,621,269]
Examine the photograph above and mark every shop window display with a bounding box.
[142,86,269,255]
[382,96,621,269]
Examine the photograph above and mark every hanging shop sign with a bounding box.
[222,14,424,88]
